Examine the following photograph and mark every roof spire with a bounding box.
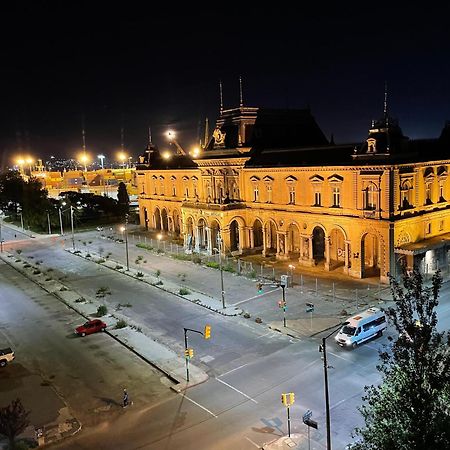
[203,117,209,149]
[383,80,388,126]
[219,80,223,114]
[239,75,244,107]
[148,126,152,145]
[81,114,86,152]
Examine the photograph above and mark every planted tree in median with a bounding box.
[352,268,450,450]
[0,398,30,450]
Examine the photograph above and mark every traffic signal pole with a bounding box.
[184,328,190,382]
[281,285,286,327]
[183,326,211,383]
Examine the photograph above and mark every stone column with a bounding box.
[194,226,200,252]
[206,227,212,255]
[237,225,244,254]
[308,235,313,261]
[221,228,231,255]
[344,240,350,273]
[249,227,254,248]
[262,226,267,257]
[325,236,331,271]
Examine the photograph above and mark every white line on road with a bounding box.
[232,288,279,306]
[245,436,261,448]
[182,394,218,418]
[220,363,250,377]
[256,331,272,339]
[328,350,353,362]
[215,378,258,404]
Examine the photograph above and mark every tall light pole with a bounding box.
[70,205,75,250]
[215,231,225,309]
[47,211,51,234]
[319,322,349,450]
[98,154,105,169]
[26,157,33,176]
[59,207,64,235]
[121,214,129,271]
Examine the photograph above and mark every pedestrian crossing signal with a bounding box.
[185,348,194,359]
[204,325,211,340]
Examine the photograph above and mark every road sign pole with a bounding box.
[184,328,190,382]
[308,424,311,450]
[282,285,286,327]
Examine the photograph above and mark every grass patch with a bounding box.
[96,258,106,263]
[223,264,235,273]
[136,242,154,251]
[206,261,220,269]
[179,288,190,296]
[172,253,192,261]
[193,256,202,264]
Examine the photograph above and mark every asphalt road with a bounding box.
[3,231,450,449]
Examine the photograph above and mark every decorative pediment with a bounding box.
[191,176,198,182]
[309,175,324,183]
[152,175,158,180]
[366,138,376,153]
[285,175,298,183]
[159,175,165,181]
[182,176,189,182]
[250,176,260,182]
[327,174,344,183]
[437,166,448,179]
[423,167,435,180]
[170,175,177,181]
[263,175,274,183]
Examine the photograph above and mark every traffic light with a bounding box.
[289,392,295,405]
[257,282,263,293]
[281,392,295,406]
[184,348,194,359]
[204,325,211,340]
[281,393,287,406]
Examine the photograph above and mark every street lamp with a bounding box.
[80,154,89,172]
[118,152,127,168]
[166,130,187,155]
[98,154,105,169]
[26,157,34,176]
[319,321,349,450]
[16,158,25,173]
[120,214,129,271]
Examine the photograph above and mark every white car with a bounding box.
[0,347,15,367]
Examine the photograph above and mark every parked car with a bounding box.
[0,347,15,367]
[75,319,107,337]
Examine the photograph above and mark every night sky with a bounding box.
[1,2,450,167]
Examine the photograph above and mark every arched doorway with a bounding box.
[185,217,194,250]
[312,226,325,262]
[287,223,300,255]
[210,220,220,253]
[161,208,169,231]
[154,207,161,230]
[362,232,380,277]
[265,220,277,255]
[230,220,239,252]
[329,228,346,269]
[253,219,263,248]
[173,209,181,235]
[197,218,207,249]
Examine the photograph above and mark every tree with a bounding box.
[352,268,450,450]
[0,398,30,449]
[117,182,129,214]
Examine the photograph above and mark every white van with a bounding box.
[335,307,387,348]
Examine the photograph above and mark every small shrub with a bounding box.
[88,241,92,244]
[16,249,22,255]
[136,271,144,278]
[75,297,86,303]
[82,241,87,246]
[45,277,52,281]
[35,261,41,265]
[206,262,220,269]
[115,265,123,270]
[136,243,154,251]
[243,312,251,319]
[73,250,81,254]
[156,248,163,254]
[47,268,53,272]
[135,259,140,264]
[255,317,262,323]
[179,288,190,296]
[155,280,163,285]
[23,264,31,268]
[137,255,143,261]
[249,270,257,279]
[118,302,132,308]
[33,269,41,274]
[29,256,34,259]
[60,286,68,291]
[96,258,106,263]
[143,259,147,263]
[15,259,21,262]
[97,305,108,316]
[193,256,202,264]
[155,269,161,278]
[115,319,127,329]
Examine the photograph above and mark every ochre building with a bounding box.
[136,105,450,284]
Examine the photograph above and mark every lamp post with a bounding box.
[80,154,88,172]
[70,205,75,250]
[47,211,51,234]
[121,214,129,271]
[319,322,348,450]
[26,157,33,176]
[213,231,225,309]
[98,154,105,169]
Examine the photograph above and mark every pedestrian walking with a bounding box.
[123,388,129,408]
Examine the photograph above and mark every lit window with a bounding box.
[172,184,176,196]
[289,187,295,204]
[253,185,259,202]
[364,183,377,210]
[426,183,432,204]
[426,223,431,234]
[267,184,272,203]
[314,191,321,206]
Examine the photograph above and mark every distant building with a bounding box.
[136,103,450,283]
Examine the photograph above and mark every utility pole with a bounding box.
[59,207,64,235]
[70,205,75,250]
[124,214,129,271]
[47,211,51,234]
[218,231,225,309]
[183,325,211,382]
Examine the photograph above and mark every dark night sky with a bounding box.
[1,2,450,167]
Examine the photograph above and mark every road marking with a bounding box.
[182,394,218,418]
[232,288,279,306]
[328,350,352,362]
[220,363,249,377]
[245,436,261,448]
[256,331,272,339]
[215,378,258,404]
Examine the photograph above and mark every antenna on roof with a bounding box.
[81,114,86,152]
[148,126,152,145]
[121,125,125,151]
[383,80,389,126]
[239,75,244,107]
[219,80,224,114]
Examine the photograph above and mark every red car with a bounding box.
[75,319,107,337]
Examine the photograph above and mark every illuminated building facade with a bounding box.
[137,104,450,283]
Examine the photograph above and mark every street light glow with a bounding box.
[166,130,175,141]
[157,233,162,240]
[162,151,171,160]
[191,147,200,157]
